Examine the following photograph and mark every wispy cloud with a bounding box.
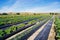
[0,0,60,13]
[23,2,60,13]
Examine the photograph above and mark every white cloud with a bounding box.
[0,0,20,12]
[22,2,60,13]
[0,1,60,13]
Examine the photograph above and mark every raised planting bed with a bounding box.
[0,15,41,26]
[6,17,50,40]
[0,16,42,29]
[0,15,52,29]
[0,20,37,40]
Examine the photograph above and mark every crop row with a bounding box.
[0,15,41,26]
[55,17,60,40]
[0,15,51,29]
[10,16,51,40]
[0,16,48,38]
[0,20,37,38]
[11,21,41,40]
[0,15,52,39]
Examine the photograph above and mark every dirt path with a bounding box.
[48,17,55,40]
[27,20,50,40]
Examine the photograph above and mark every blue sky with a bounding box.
[0,0,60,13]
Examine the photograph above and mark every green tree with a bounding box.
[16,13,20,15]
[2,13,8,15]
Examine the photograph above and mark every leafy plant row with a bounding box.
[11,21,41,40]
[0,20,37,38]
[0,15,41,26]
[0,14,52,39]
[0,15,51,26]
[10,16,51,40]
[55,17,60,40]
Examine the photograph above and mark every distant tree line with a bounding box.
[0,13,20,15]
[33,13,40,15]
[0,13,8,15]
[0,12,59,15]
[50,13,59,15]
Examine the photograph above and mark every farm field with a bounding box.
[0,13,60,40]
[0,0,60,40]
